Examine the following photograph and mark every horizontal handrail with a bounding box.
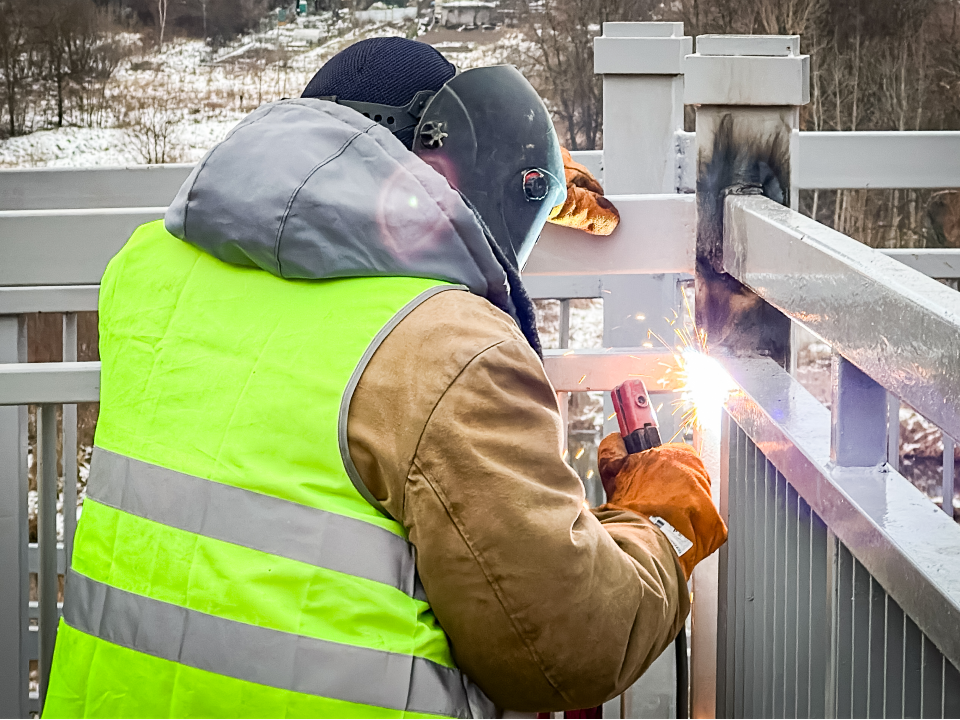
[0,196,697,292]
[0,352,681,404]
[526,195,696,276]
[722,355,960,668]
[724,195,960,441]
[0,164,193,211]
[797,131,960,189]
[884,248,960,279]
[543,349,680,392]
[0,286,100,314]
[0,207,166,286]
[5,133,958,214]
[0,362,100,404]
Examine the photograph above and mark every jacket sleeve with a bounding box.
[346,292,688,712]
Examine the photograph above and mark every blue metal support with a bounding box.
[830,356,889,468]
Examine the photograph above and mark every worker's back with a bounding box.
[42,220,476,718]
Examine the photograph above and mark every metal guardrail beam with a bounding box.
[722,355,960,669]
[724,195,960,441]
[883,248,960,279]
[0,208,165,286]
[0,286,100,314]
[0,164,193,211]
[798,131,960,189]
[542,349,681,392]
[0,362,100,405]
[0,354,681,401]
[528,195,696,276]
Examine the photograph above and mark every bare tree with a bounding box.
[0,0,32,136]
[520,0,657,149]
[157,0,168,50]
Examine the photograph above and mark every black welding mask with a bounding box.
[412,65,565,270]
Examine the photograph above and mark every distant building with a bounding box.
[438,1,500,28]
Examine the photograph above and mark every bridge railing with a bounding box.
[3,22,960,720]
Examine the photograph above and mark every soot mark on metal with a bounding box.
[696,111,792,366]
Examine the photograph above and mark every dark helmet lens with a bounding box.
[522,169,550,202]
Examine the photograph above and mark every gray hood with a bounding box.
[165,99,512,312]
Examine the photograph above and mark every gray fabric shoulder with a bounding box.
[163,99,510,308]
[338,284,469,519]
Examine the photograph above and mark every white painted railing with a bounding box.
[2,22,960,720]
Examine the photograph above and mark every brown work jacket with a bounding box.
[347,289,689,713]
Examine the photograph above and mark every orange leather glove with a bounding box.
[597,433,728,579]
[547,147,620,235]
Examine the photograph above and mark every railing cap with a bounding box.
[594,22,692,75]
[685,34,809,106]
[695,34,800,57]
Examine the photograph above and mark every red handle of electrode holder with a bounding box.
[611,379,662,454]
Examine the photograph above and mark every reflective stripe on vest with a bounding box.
[85,447,427,601]
[63,571,471,718]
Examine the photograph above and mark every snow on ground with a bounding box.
[0,15,533,169]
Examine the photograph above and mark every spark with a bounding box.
[575,447,585,460]
[582,500,591,511]
[629,298,737,445]
[607,413,616,420]
[563,350,574,356]
[578,374,586,384]
[586,469,594,479]
[561,449,568,460]
[634,313,646,321]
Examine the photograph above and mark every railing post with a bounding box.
[593,21,692,719]
[686,34,809,719]
[0,315,28,718]
[594,22,691,194]
[830,356,889,469]
[686,35,809,366]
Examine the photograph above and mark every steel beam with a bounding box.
[882,249,960,279]
[724,195,960,442]
[831,356,889,468]
[0,362,101,405]
[542,349,681,393]
[0,286,100,313]
[0,164,192,211]
[798,132,960,189]
[0,207,165,286]
[722,356,960,671]
[526,195,696,276]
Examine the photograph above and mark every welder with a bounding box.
[43,38,726,718]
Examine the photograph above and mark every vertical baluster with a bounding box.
[887,394,900,472]
[942,434,955,520]
[0,315,29,717]
[884,596,905,719]
[37,403,59,704]
[63,313,78,565]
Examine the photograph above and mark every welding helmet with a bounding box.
[413,65,566,270]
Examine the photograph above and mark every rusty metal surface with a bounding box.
[721,355,960,669]
[724,195,960,442]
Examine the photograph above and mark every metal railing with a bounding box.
[3,22,960,720]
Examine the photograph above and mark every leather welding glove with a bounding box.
[547,147,620,235]
[597,433,727,580]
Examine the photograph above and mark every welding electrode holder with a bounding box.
[609,378,688,720]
